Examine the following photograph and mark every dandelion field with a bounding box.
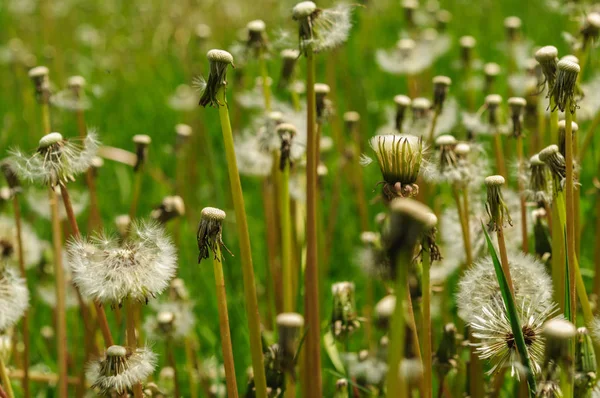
[1,0,600,397]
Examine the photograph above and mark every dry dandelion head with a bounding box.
[331,281,360,339]
[549,59,580,113]
[539,145,566,193]
[484,175,512,231]
[292,2,353,54]
[507,97,527,138]
[197,207,231,263]
[199,49,235,108]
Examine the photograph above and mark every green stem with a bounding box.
[125,299,143,398]
[550,99,559,146]
[516,136,528,253]
[128,170,143,221]
[422,248,432,398]
[183,337,199,398]
[386,250,410,398]
[564,105,577,325]
[216,86,267,398]
[280,162,294,312]
[165,339,181,398]
[212,244,239,398]
[41,102,51,135]
[259,48,272,112]
[493,128,507,177]
[427,109,440,145]
[303,47,322,398]
[0,356,14,398]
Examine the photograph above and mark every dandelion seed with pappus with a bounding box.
[292,1,353,54]
[0,264,29,331]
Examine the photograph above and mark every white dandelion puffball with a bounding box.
[0,266,30,330]
[88,345,157,395]
[67,220,178,305]
[0,215,42,270]
[144,301,196,341]
[26,187,89,221]
[456,252,553,323]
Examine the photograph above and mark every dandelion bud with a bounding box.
[246,20,268,51]
[114,214,132,238]
[314,83,331,122]
[334,378,348,397]
[28,65,50,103]
[197,207,231,263]
[386,198,436,269]
[412,97,431,121]
[535,46,559,91]
[293,1,352,54]
[276,123,297,171]
[542,318,576,367]
[88,345,157,395]
[504,16,522,42]
[175,123,192,150]
[550,59,580,113]
[485,94,503,126]
[343,111,360,137]
[484,175,512,230]
[558,120,579,157]
[539,145,566,192]
[367,134,424,200]
[151,195,185,224]
[434,323,458,379]
[199,49,235,108]
[375,294,396,330]
[278,49,300,89]
[1,161,21,193]
[436,10,452,32]
[574,327,597,397]
[402,0,418,29]
[528,155,550,203]
[484,63,501,94]
[276,312,304,378]
[508,97,527,138]
[67,75,86,98]
[143,382,166,397]
[581,12,600,47]
[331,282,360,339]
[432,76,452,112]
[459,36,476,65]
[394,95,411,132]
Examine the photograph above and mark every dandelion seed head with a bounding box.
[292,1,317,18]
[67,75,85,89]
[145,301,195,341]
[68,220,177,305]
[0,265,29,330]
[459,35,476,49]
[0,216,42,270]
[394,95,411,108]
[28,65,49,79]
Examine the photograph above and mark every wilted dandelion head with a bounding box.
[10,131,99,187]
[0,160,20,192]
[292,2,352,54]
[549,59,580,113]
[485,175,512,231]
[436,10,452,31]
[151,196,185,224]
[0,264,29,330]
[276,312,304,376]
[279,49,300,89]
[277,123,297,171]
[87,345,157,395]
[432,76,452,112]
[197,207,231,263]
[535,46,558,91]
[471,296,558,377]
[199,49,235,108]
[459,35,476,64]
[538,145,566,193]
[374,294,396,330]
[366,134,424,200]
[28,65,50,102]
[175,123,192,149]
[456,252,554,323]
[507,97,527,138]
[504,16,522,41]
[484,94,503,126]
[246,19,268,52]
[67,220,178,305]
[527,155,551,204]
[581,12,600,46]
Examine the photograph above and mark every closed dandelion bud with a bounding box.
[535,46,559,91]
[292,1,352,54]
[334,378,348,398]
[401,358,424,387]
[343,111,360,132]
[175,123,192,150]
[197,207,231,263]
[485,94,503,126]
[434,323,458,379]
[199,49,235,108]
[331,281,360,338]
[375,294,396,330]
[484,175,512,231]
[459,36,476,66]
[528,155,551,203]
[412,97,431,121]
[484,63,501,93]
[1,160,21,193]
[88,345,157,395]
[278,49,300,89]
[436,10,452,32]
[151,195,185,224]
[394,95,411,132]
[508,97,527,138]
[11,131,99,187]
[542,318,576,368]
[133,134,151,172]
[539,145,566,192]
[366,134,424,200]
[432,76,451,113]
[574,327,597,397]
[581,12,600,47]
[276,123,297,171]
[504,16,522,42]
[550,59,580,113]
[246,20,268,52]
[557,120,579,157]
[386,198,436,271]
[114,214,132,238]
[276,312,304,378]
[314,83,331,123]
[28,65,50,103]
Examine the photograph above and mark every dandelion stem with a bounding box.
[496,226,515,296]
[564,104,577,325]
[427,110,440,145]
[550,98,559,148]
[212,244,239,398]
[165,339,181,398]
[259,48,272,112]
[215,85,268,398]
[493,128,507,177]
[421,248,432,398]
[11,196,30,398]
[125,299,143,398]
[280,160,294,312]
[386,249,411,397]
[303,47,323,398]
[262,179,282,320]
[41,102,51,135]
[516,137,528,252]
[128,171,143,221]
[49,187,68,398]
[452,187,472,271]
[0,356,14,398]
[183,337,199,398]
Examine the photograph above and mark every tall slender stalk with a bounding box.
[49,187,68,398]
[496,227,515,296]
[128,171,143,221]
[41,102,51,135]
[303,47,322,398]
[452,187,472,272]
[262,180,282,319]
[565,106,577,324]
[493,129,507,177]
[11,197,29,398]
[183,338,199,398]
[125,299,143,398]
[0,357,14,398]
[165,339,181,398]
[280,161,293,312]
[259,48,272,112]
[216,86,267,398]
[421,248,432,398]
[212,244,239,398]
[516,137,528,252]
